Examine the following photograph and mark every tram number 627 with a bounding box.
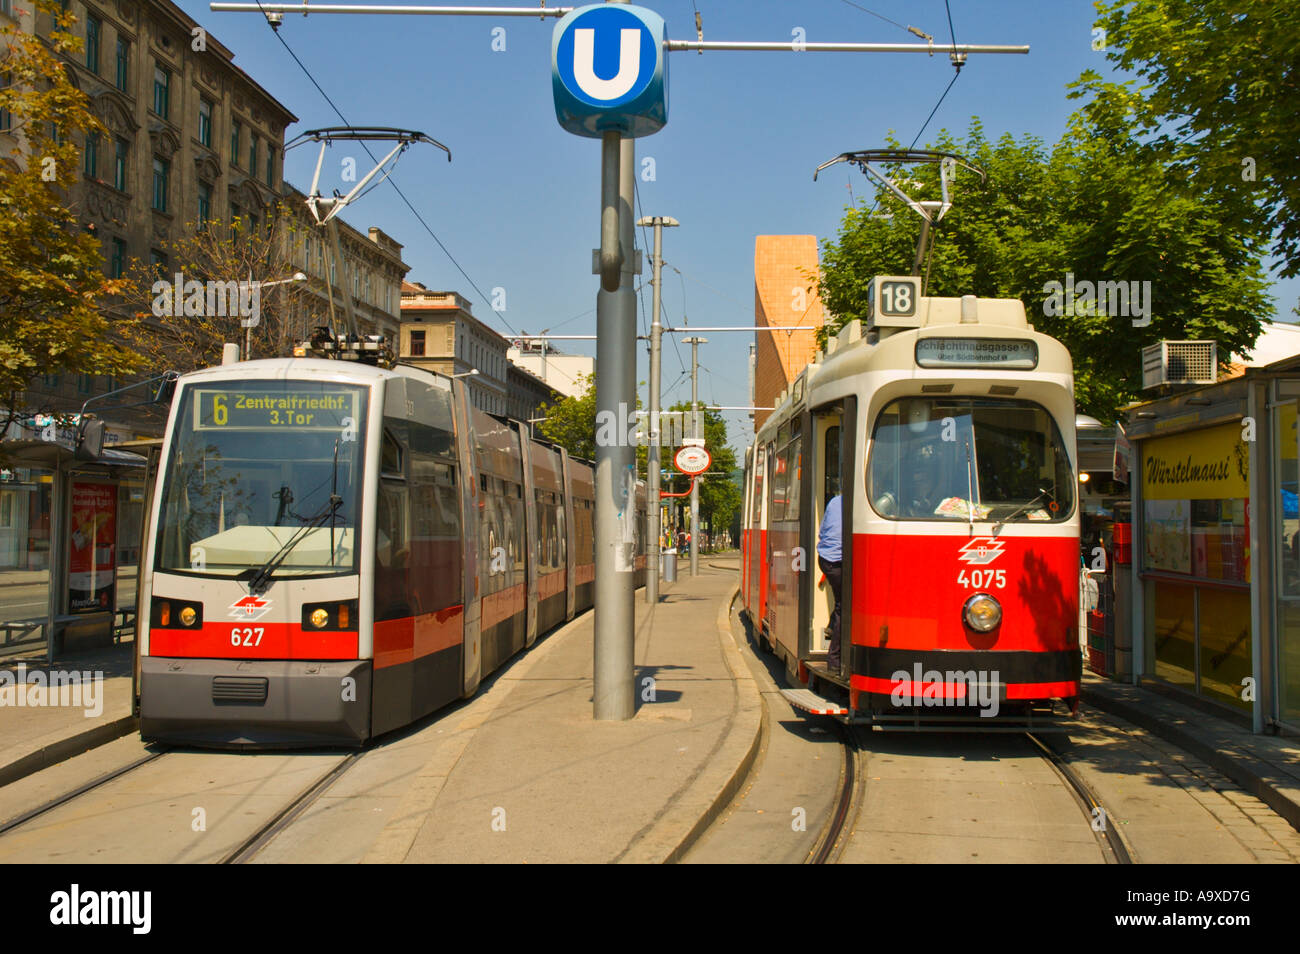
[231,627,265,647]
[958,569,1005,589]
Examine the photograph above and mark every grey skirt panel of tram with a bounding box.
[139,657,372,749]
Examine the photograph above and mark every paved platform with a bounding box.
[0,639,137,787]
[1082,674,1300,833]
[364,555,759,863]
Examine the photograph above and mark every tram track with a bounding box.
[1026,731,1134,864]
[0,750,166,837]
[806,723,860,864]
[0,744,367,862]
[222,751,364,863]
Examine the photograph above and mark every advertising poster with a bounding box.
[69,481,116,613]
[1144,499,1190,573]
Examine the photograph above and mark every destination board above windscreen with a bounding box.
[193,388,360,430]
[915,338,1039,370]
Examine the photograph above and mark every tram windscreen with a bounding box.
[154,381,368,577]
[868,398,1074,522]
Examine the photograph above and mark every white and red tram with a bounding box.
[741,279,1082,725]
[138,357,647,746]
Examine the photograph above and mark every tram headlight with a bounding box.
[310,608,330,628]
[963,594,1002,632]
[179,606,197,627]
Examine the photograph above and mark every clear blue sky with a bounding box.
[180,0,1299,453]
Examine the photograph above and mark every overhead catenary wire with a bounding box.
[251,0,523,338]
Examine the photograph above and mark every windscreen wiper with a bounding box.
[992,488,1050,535]
[240,495,342,596]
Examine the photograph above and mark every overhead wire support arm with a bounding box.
[208,3,1027,56]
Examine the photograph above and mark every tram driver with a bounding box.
[873,444,942,518]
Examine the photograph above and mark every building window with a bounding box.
[197,181,211,224]
[77,373,94,395]
[198,98,212,147]
[265,144,274,186]
[85,15,100,73]
[150,249,167,276]
[0,0,12,18]
[83,133,98,177]
[115,38,128,91]
[110,237,125,278]
[229,120,240,166]
[230,202,241,229]
[152,63,169,118]
[113,137,128,191]
[152,156,168,212]
[248,134,257,177]
[410,330,426,357]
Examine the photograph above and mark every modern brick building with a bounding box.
[753,235,825,433]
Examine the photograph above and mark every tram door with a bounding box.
[805,398,856,675]
[807,407,841,659]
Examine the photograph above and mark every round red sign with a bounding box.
[674,445,711,475]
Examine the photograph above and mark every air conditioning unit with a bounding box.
[1141,341,1217,389]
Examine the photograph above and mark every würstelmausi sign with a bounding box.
[1142,421,1249,501]
[1145,453,1231,486]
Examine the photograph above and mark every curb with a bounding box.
[0,714,138,790]
[623,582,763,864]
[1081,687,1300,834]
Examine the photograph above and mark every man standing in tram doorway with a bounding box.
[818,494,843,670]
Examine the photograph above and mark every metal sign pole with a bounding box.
[593,130,637,721]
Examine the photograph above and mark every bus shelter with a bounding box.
[0,437,147,661]
[1125,353,1300,734]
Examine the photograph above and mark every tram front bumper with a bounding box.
[139,657,372,749]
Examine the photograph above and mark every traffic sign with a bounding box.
[674,445,710,475]
[552,4,668,138]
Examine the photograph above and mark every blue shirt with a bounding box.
[817,495,842,562]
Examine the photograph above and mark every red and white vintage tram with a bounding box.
[741,277,1081,726]
[138,357,647,747]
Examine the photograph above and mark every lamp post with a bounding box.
[635,214,677,605]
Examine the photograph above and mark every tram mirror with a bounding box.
[154,374,177,405]
[905,401,930,434]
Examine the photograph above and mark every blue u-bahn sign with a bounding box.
[552,4,668,138]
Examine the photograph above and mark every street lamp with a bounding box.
[242,271,308,359]
[635,215,678,605]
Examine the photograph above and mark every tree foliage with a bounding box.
[1077,0,1300,278]
[0,2,140,421]
[817,113,1270,421]
[535,376,742,539]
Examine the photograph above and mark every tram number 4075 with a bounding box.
[231,627,265,647]
[958,569,1006,589]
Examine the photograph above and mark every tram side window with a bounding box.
[769,443,787,523]
[824,425,841,504]
[786,434,802,519]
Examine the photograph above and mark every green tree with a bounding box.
[534,373,598,460]
[663,402,740,545]
[534,378,742,544]
[817,115,1270,421]
[1078,0,1300,277]
[0,1,139,429]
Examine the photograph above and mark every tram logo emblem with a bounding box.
[957,537,1005,566]
[230,595,271,620]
